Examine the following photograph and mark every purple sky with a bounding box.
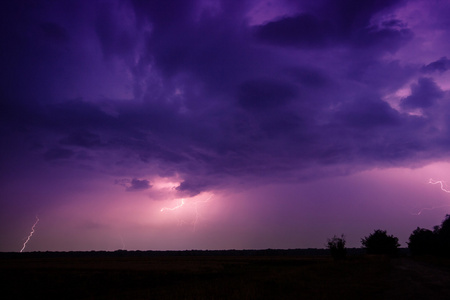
[2,0,450,252]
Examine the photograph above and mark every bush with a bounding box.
[434,214,450,256]
[408,227,435,256]
[361,230,400,256]
[408,215,450,257]
[327,234,347,260]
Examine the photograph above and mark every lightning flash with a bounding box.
[160,199,185,212]
[160,194,213,230]
[20,216,39,252]
[414,179,450,215]
[428,178,450,193]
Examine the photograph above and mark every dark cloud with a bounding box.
[352,21,413,52]
[115,178,152,191]
[346,60,415,92]
[401,77,444,109]
[128,178,151,191]
[287,66,330,88]
[176,178,213,197]
[59,130,102,148]
[40,22,69,43]
[130,0,195,32]
[421,57,450,74]
[42,99,119,132]
[336,98,400,129]
[254,0,410,52]
[237,79,297,110]
[254,14,333,48]
[316,0,404,34]
[95,2,136,59]
[43,147,74,161]
[1,0,450,197]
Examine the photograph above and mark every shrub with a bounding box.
[434,214,450,256]
[408,215,450,257]
[361,230,400,256]
[408,227,435,256]
[327,234,347,260]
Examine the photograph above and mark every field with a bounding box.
[1,250,450,299]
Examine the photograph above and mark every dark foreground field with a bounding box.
[1,250,450,299]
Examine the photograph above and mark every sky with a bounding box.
[1,0,450,252]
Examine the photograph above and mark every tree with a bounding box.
[434,214,450,256]
[361,229,400,255]
[327,234,347,260]
[408,227,435,255]
[407,214,450,257]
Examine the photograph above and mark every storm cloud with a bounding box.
[1,0,450,197]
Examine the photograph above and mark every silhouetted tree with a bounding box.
[361,230,400,255]
[327,234,346,260]
[434,214,450,256]
[407,215,450,257]
[408,227,435,255]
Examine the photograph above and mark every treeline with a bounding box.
[328,214,450,260]
[2,248,329,258]
[408,214,450,256]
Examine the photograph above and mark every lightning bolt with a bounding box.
[413,179,450,215]
[160,194,213,231]
[118,233,125,250]
[428,178,450,193]
[20,216,39,252]
[192,195,213,231]
[160,199,185,212]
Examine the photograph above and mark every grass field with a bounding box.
[1,251,450,299]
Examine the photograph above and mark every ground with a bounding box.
[1,251,450,299]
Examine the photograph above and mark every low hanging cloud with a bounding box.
[400,77,444,110]
[115,178,152,192]
[421,57,450,74]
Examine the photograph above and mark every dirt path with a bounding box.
[383,258,450,299]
